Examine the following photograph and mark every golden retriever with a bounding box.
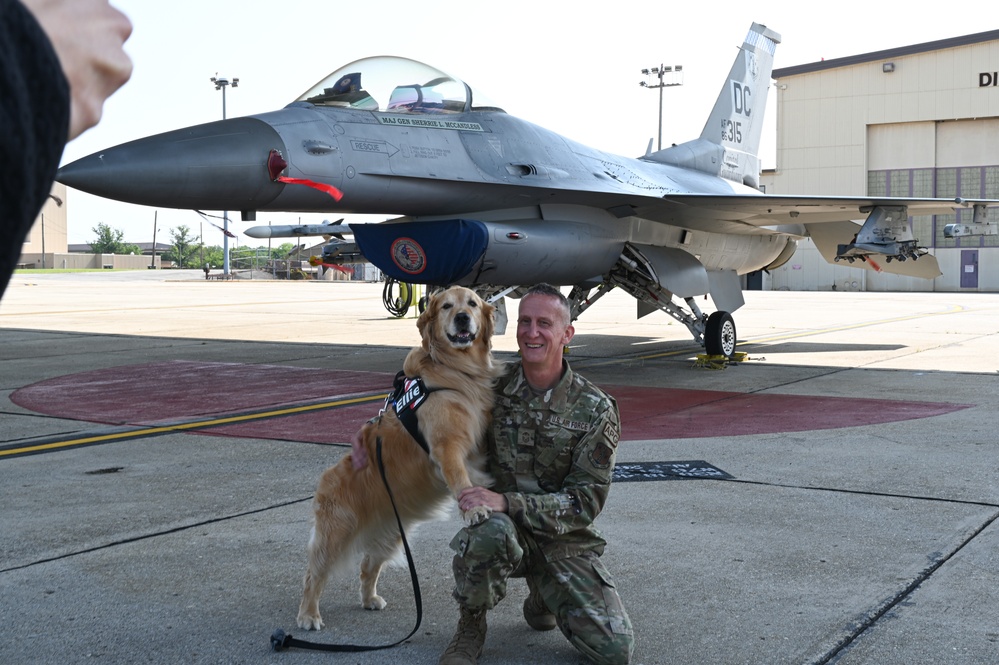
[296,286,500,631]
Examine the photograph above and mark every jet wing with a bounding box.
[609,193,993,236]
[329,162,989,236]
[656,193,984,224]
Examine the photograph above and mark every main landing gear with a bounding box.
[562,249,740,358]
[566,283,738,358]
[471,247,740,359]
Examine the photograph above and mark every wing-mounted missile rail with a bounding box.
[245,220,367,265]
[245,220,350,240]
[834,206,930,264]
[321,239,364,264]
[944,204,996,238]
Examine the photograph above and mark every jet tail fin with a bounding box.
[647,22,781,189]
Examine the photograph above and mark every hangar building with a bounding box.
[761,29,999,292]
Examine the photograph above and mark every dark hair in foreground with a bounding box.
[523,283,572,325]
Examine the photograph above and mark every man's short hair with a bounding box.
[523,283,571,326]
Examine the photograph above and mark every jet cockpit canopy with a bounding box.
[294,56,504,114]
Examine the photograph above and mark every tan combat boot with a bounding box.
[439,607,487,665]
[523,577,556,631]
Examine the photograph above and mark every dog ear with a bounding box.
[479,296,495,344]
[416,292,437,350]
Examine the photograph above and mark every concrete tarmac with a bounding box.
[1,272,997,664]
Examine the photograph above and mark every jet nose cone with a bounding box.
[57,116,288,211]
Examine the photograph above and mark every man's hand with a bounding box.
[21,0,133,140]
[458,486,508,514]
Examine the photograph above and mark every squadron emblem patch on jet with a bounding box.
[390,237,427,275]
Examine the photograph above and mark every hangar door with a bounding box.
[868,119,999,173]
[936,118,999,170]
[868,122,936,174]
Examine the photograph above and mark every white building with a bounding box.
[761,29,999,292]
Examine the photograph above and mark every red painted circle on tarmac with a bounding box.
[10,362,971,444]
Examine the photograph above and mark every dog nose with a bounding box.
[454,312,470,326]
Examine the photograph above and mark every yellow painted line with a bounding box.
[0,393,387,459]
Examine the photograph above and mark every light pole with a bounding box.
[640,64,683,151]
[211,75,238,274]
[41,194,63,270]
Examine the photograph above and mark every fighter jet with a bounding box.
[57,23,997,356]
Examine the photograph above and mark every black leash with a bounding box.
[271,437,424,652]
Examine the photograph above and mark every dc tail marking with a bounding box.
[647,22,781,189]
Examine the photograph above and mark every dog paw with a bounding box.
[362,595,387,611]
[465,506,492,525]
[296,612,324,631]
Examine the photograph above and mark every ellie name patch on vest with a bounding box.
[390,372,438,453]
[394,376,429,415]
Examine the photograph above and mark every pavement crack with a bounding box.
[739,366,850,396]
[0,496,313,575]
[725,478,999,665]
[729,477,999,509]
[813,508,999,664]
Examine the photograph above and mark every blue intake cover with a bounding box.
[351,219,488,285]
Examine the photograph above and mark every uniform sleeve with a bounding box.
[0,0,71,297]
[505,395,621,538]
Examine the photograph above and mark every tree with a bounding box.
[270,242,296,259]
[164,225,201,268]
[202,245,224,269]
[90,222,141,255]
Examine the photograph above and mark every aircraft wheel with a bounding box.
[705,311,737,357]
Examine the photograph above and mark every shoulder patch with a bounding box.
[589,442,613,469]
[602,421,620,448]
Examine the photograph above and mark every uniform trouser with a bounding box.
[449,513,634,665]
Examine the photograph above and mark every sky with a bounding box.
[59,0,992,246]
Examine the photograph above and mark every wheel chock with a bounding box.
[692,352,748,369]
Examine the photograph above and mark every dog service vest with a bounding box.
[388,370,441,454]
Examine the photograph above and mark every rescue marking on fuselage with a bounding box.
[351,140,390,154]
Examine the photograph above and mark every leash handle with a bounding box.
[270,437,423,652]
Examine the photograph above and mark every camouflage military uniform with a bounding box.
[448,361,633,665]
